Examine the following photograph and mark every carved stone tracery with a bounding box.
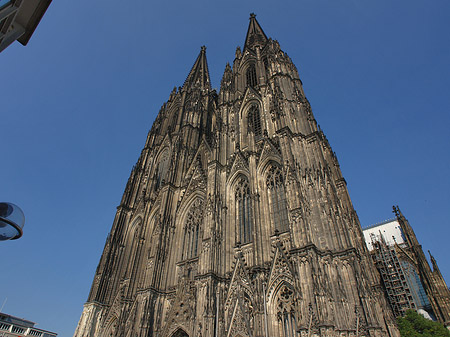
[74,15,400,337]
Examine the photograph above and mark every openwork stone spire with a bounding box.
[244,13,268,51]
[183,45,211,91]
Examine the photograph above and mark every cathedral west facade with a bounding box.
[74,15,400,337]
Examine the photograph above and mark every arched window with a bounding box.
[235,177,252,244]
[155,150,169,189]
[276,285,297,337]
[248,104,262,139]
[266,166,289,233]
[246,64,257,88]
[124,218,142,277]
[171,328,189,337]
[182,199,204,260]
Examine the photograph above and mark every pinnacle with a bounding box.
[183,46,211,91]
[220,62,233,91]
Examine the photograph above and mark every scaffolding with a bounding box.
[370,232,417,317]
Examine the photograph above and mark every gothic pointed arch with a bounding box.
[270,281,299,337]
[180,148,207,205]
[170,327,189,337]
[173,192,205,282]
[181,197,204,260]
[226,293,254,337]
[265,164,289,234]
[239,88,262,115]
[267,245,297,299]
[102,291,123,337]
[257,139,282,173]
[120,216,144,280]
[228,152,250,184]
[247,103,262,139]
[225,256,255,337]
[237,88,264,146]
[102,316,118,337]
[234,175,253,245]
[145,207,159,235]
[124,215,143,242]
[183,140,211,183]
[225,255,254,309]
[246,63,257,89]
[154,147,170,190]
[236,48,257,91]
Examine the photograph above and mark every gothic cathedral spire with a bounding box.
[394,206,450,326]
[74,15,400,337]
[244,13,268,51]
[183,46,211,92]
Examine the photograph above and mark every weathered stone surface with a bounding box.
[73,15,399,337]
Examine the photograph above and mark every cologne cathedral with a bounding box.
[74,15,400,337]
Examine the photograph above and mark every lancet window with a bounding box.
[246,64,257,88]
[248,104,262,139]
[155,150,169,189]
[276,285,297,337]
[235,177,252,244]
[266,165,289,233]
[123,217,142,278]
[182,198,204,260]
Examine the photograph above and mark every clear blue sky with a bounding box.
[2,1,450,336]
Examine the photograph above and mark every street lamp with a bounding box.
[0,202,25,240]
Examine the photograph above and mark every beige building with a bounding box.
[74,15,399,337]
[0,0,52,52]
[0,312,57,337]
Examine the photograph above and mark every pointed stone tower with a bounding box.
[393,206,450,326]
[74,15,400,337]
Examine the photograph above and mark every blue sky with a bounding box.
[1,1,450,336]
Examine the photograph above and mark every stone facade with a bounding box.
[73,14,400,337]
[393,206,450,326]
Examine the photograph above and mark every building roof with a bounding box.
[0,312,35,328]
[0,311,57,336]
[363,217,397,230]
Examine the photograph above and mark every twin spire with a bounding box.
[183,45,211,91]
[244,13,268,51]
[183,14,268,91]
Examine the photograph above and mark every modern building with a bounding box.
[74,15,399,337]
[0,0,52,52]
[363,207,450,326]
[0,312,57,337]
[363,218,431,317]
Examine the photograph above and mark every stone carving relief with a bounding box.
[257,139,282,170]
[228,151,250,180]
[162,280,196,337]
[267,246,297,299]
[183,159,207,202]
[275,284,299,337]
